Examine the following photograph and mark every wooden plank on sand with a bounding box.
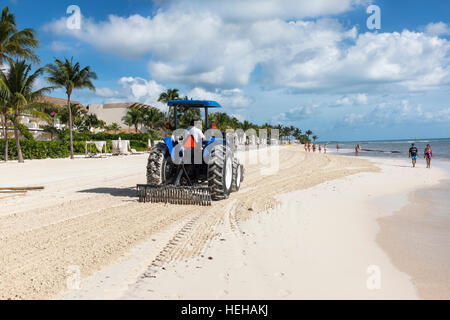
[0,186,44,191]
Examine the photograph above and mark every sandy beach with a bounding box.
[0,146,448,300]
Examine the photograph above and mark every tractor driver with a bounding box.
[185,119,205,182]
[186,119,205,146]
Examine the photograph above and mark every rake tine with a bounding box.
[137,184,212,206]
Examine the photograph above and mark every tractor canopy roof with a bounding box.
[168,100,222,108]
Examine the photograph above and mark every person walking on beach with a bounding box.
[312,143,316,152]
[318,145,322,153]
[355,144,360,156]
[409,143,418,168]
[336,144,340,152]
[324,144,327,153]
[424,144,433,168]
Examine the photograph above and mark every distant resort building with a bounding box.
[87,102,156,131]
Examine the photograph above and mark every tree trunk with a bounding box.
[2,113,8,162]
[67,95,74,159]
[13,111,24,163]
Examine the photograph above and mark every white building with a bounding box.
[87,102,156,132]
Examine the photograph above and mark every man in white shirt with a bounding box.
[186,119,205,145]
[184,120,205,180]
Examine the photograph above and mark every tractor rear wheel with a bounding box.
[147,143,173,185]
[208,145,233,200]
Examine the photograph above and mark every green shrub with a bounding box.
[0,139,70,160]
[0,131,154,160]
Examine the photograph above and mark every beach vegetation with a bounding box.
[122,107,143,133]
[0,60,54,163]
[106,122,121,134]
[158,88,180,105]
[0,7,39,64]
[0,6,40,161]
[45,57,97,159]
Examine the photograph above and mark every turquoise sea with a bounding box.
[325,138,450,160]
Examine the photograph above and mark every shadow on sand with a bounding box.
[78,187,137,198]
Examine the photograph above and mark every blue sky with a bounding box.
[6,0,450,141]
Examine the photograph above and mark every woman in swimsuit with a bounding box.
[424,144,432,168]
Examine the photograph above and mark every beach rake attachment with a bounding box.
[137,184,212,206]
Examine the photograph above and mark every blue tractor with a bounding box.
[137,100,244,206]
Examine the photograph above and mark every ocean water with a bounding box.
[325,138,450,160]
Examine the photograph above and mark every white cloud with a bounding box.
[268,30,450,92]
[153,0,367,21]
[187,87,252,109]
[94,77,251,112]
[343,100,450,127]
[335,93,368,106]
[273,105,319,123]
[425,22,450,36]
[43,2,450,93]
[356,93,368,105]
[95,77,167,110]
[343,113,364,125]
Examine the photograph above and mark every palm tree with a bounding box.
[158,88,180,105]
[0,7,39,65]
[306,130,313,141]
[281,126,290,142]
[210,112,231,131]
[141,107,165,133]
[0,87,10,160]
[158,88,180,123]
[122,107,142,133]
[84,113,103,132]
[312,135,318,142]
[0,60,53,163]
[293,128,302,141]
[0,6,39,161]
[109,122,120,134]
[241,120,252,132]
[230,117,240,130]
[57,102,86,130]
[45,57,97,159]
